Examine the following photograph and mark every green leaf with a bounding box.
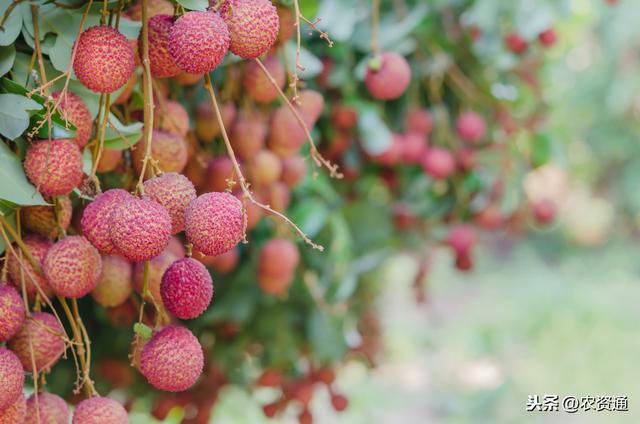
[0,1,23,46]
[103,114,143,150]
[0,142,48,207]
[289,199,329,238]
[82,148,93,175]
[176,0,209,11]
[0,94,43,140]
[307,309,347,363]
[532,133,552,167]
[357,104,392,155]
[133,323,152,340]
[0,45,16,76]
[284,42,324,78]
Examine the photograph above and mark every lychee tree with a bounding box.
[0,0,573,422]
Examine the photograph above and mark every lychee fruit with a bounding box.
[166,236,186,258]
[456,112,486,143]
[24,138,84,196]
[533,199,556,225]
[369,134,402,166]
[154,99,189,136]
[143,173,197,234]
[405,108,433,135]
[7,235,52,298]
[257,238,299,294]
[0,347,23,411]
[43,236,102,298]
[174,71,203,85]
[8,312,65,373]
[457,148,476,172]
[365,52,411,100]
[160,257,213,319]
[249,149,282,188]
[298,89,325,124]
[169,11,230,74]
[505,32,528,55]
[230,111,267,160]
[275,4,295,44]
[185,192,244,257]
[331,105,358,130]
[52,91,93,148]
[0,393,26,424]
[331,393,348,412]
[243,56,285,103]
[146,14,182,78]
[127,0,173,20]
[400,132,428,164]
[110,197,172,262]
[447,224,476,256]
[133,248,178,307]
[220,0,279,59]
[20,196,72,239]
[538,28,557,47]
[132,130,188,176]
[281,155,307,188]
[81,189,134,254]
[96,148,123,173]
[25,392,69,424]
[73,26,136,93]
[196,247,239,274]
[421,147,455,180]
[204,156,236,193]
[195,101,236,143]
[140,325,204,392]
[268,105,307,157]
[0,285,25,342]
[263,181,290,213]
[72,396,128,424]
[91,255,132,307]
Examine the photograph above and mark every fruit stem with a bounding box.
[59,296,96,397]
[371,0,381,57]
[31,5,50,96]
[90,93,111,189]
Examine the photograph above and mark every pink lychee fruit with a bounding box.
[132,130,188,177]
[456,112,486,143]
[52,91,93,148]
[91,255,132,308]
[7,235,52,298]
[404,108,433,135]
[447,224,477,256]
[72,396,128,424]
[43,236,102,298]
[365,52,411,100]
[0,347,24,410]
[0,285,25,342]
[24,139,84,196]
[25,392,69,424]
[146,14,182,78]
[505,32,528,55]
[127,0,173,20]
[243,55,285,103]
[8,312,65,373]
[81,189,135,254]
[160,257,213,319]
[0,393,26,424]
[230,111,267,161]
[143,173,197,234]
[220,0,279,59]
[281,155,307,188]
[154,99,189,136]
[421,147,455,180]
[20,196,73,240]
[257,238,299,295]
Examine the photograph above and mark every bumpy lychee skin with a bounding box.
[257,238,299,295]
[154,100,189,136]
[73,26,136,93]
[52,91,93,148]
[220,0,279,59]
[0,393,26,424]
[365,52,411,100]
[140,325,204,392]
[21,196,72,239]
[91,255,132,307]
[161,257,213,319]
[169,11,230,74]
[110,197,172,262]
[8,312,65,373]
[132,130,188,176]
[43,236,102,298]
[243,56,285,103]
[0,348,24,410]
[7,235,52,298]
[0,285,24,342]
[185,192,245,257]
[456,111,486,143]
[143,173,197,234]
[24,138,84,196]
[133,249,178,307]
[146,15,182,78]
[81,189,134,254]
[25,392,69,424]
[72,396,128,424]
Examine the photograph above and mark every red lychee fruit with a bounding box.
[456,148,476,172]
[174,71,203,85]
[146,14,182,78]
[73,26,136,93]
[281,155,307,188]
[81,189,134,254]
[262,402,280,418]
[20,196,72,240]
[43,236,101,299]
[110,197,172,262]
[505,32,528,55]
[132,130,188,176]
[91,255,132,307]
[365,52,411,100]
[455,251,473,272]
[133,248,178,307]
[421,147,455,180]
[297,89,325,124]
[331,393,348,412]
[369,134,402,166]
[249,149,282,188]
[474,204,503,231]
[400,132,428,164]
[324,131,352,161]
[72,396,128,424]
[8,312,65,373]
[169,11,230,74]
[405,108,433,135]
[140,325,204,392]
[456,111,486,143]
[96,148,123,173]
[204,156,236,193]
[160,257,213,319]
[0,393,26,424]
[533,199,556,225]
[166,236,186,258]
[154,99,189,136]
[127,0,173,20]
[276,4,295,44]
[447,224,476,256]
[331,105,358,130]
[24,138,83,196]
[0,347,23,410]
[243,56,285,103]
[220,0,279,59]
[195,101,236,143]
[230,111,267,160]
[264,181,290,213]
[25,392,69,424]
[268,104,307,157]
[7,235,52,298]
[52,91,93,148]
[185,192,244,256]
[197,247,239,274]
[538,28,557,47]
[257,238,299,294]
[143,173,197,234]
[0,285,24,342]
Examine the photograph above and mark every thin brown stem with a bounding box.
[371,0,380,56]
[136,0,155,194]
[59,297,96,396]
[31,5,49,96]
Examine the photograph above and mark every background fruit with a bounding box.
[8,312,65,373]
[72,397,128,424]
[24,139,83,196]
[43,236,102,299]
[143,173,197,234]
[21,196,72,239]
[0,285,25,342]
[160,257,213,319]
[91,255,133,307]
[220,0,279,59]
[25,392,69,424]
[365,52,411,100]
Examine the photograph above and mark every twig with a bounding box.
[299,15,333,47]
[371,0,381,57]
[136,0,155,194]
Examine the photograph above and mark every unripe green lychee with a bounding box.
[230,111,267,160]
[110,197,172,262]
[7,235,52,298]
[185,192,244,257]
[52,91,93,148]
[133,248,178,307]
[8,312,65,373]
[0,347,24,410]
[160,257,213,319]
[140,325,204,392]
[169,11,230,74]
[72,396,128,424]
[365,52,411,100]
[81,189,135,254]
[0,285,25,342]
[220,0,279,59]
[243,56,285,103]
[154,100,189,136]
[24,139,84,196]
[25,392,69,424]
[146,15,182,78]
[132,130,188,177]
[127,0,173,20]
[91,255,132,307]
[20,196,72,239]
[257,238,299,294]
[143,173,197,234]
[73,26,136,93]
[248,149,282,188]
[0,393,26,424]
[195,101,236,143]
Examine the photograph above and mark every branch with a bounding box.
[136,0,155,194]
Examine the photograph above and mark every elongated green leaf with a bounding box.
[0,2,23,46]
[0,94,42,140]
[176,0,208,11]
[104,114,143,150]
[0,45,15,77]
[0,142,48,207]
[357,105,392,155]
